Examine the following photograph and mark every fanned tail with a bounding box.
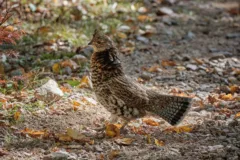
[146,90,192,125]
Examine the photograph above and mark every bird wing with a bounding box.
[108,75,149,109]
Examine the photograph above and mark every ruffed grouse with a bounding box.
[87,30,192,129]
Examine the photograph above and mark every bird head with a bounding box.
[88,29,114,53]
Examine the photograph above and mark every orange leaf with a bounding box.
[154,138,165,146]
[148,64,160,72]
[235,112,240,119]
[20,128,47,138]
[78,75,91,88]
[105,123,122,137]
[14,111,21,121]
[115,138,134,145]
[137,15,149,22]
[52,63,61,73]
[60,86,72,93]
[208,95,218,104]
[161,60,176,67]
[143,118,160,126]
[165,125,193,133]
[57,134,72,142]
[230,85,239,93]
[219,94,234,101]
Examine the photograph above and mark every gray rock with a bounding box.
[136,36,149,43]
[186,64,198,71]
[35,79,64,103]
[43,150,76,160]
[72,54,88,64]
[226,33,240,39]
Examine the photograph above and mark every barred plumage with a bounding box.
[88,30,192,126]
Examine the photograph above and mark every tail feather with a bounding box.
[146,90,192,125]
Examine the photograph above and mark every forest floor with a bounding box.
[0,0,240,159]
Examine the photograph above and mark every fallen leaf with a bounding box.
[4,26,14,32]
[52,63,61,73]
[230,85,239,93]
[57,134,72,142]
[146,134,152,144]
[154,138,165,146]
[61,59,78,70]
[235,112,240,119]
[143,118,160,126]
[66,128,94,144]
[78,75,91,88]
[115,138,134,145]
[105,123,122,137]
[14,111,21,121]
[148,64,161,72]
[20,128,47,138]
[60,86,72,93]
[117,32,127,39]
[72,100,81,111]
[161,60,176,67]
[165,125,193,133]
[0,148,9,156]
[137,15,150,22]
[81,96,97,106]
[219,94,234,101]
[208,95,218,104]
[37,26,52,34]
[193,58,204,65]
[109,150,120,160]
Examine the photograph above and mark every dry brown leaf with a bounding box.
[37,26,52,34]
[52,63,61,73]
[0,148,9,156]
[115,138,134,145]
[60,59,78,69]
[235,112,240,119]
[105,123,122,137]
[230,85,240,93]
[161,60,176,67]
[219,94,234,101]
[148,64,161,72]
[208,95,218,104]
[146,134,152,144]
[57,134,72,142]
[154,138,165,146]
[78,75,91,88]
[117,32,127,39]
[143,118,160,126]
[137,15,150,22]
[193,58,204,65]
[60,86,72,93]
[72,100,81,111]
[165,125,193,133]
[14,111,21,121]
[20,128,47,138]
[109,150,120,160]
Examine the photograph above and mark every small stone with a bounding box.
[186,64,198,71]
[43,150,75,160]
[10,68,25,77]
[117,25,131,33]
[136,36,149,43]
[226,33,240,39]
[228,76,238,84]
[35,79,64,103]
[72,54,88,64]
[62,66,72,75]
[156,7,174,16]
[219,85,230,93]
